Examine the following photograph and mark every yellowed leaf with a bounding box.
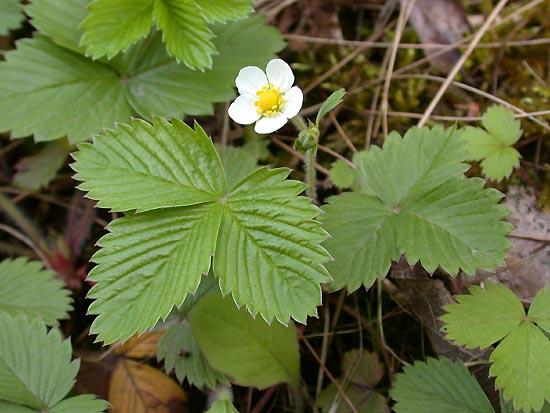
[115,331,165,359]
[109,359,187,413]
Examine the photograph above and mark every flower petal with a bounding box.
[282,86,303,118]
[235,66,268,95]
[266,59,294,92]
[254,113,288,134]
[228,95,260,125]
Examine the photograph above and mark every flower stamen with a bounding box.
[255,85,284,116]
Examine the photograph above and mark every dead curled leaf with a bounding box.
[116,331,165,359]
[109,359,187,413]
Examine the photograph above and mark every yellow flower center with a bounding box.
[255,85,284,116]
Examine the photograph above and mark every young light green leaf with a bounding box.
[216,145,257,189]
[316,89,346,127]
[329,159,356,189]
[72,118,226,213]
[206,400,240,413]
[196,0,253,23]
[0,258,72,326]
[88,203,222,344]
[14,141,71,190]
[441,282,525,348]
[190,293,300,389]
[322,126,512,291]
[75,118,328,343]
[214,167,331,324]
[0,37,132,143]
[80,0,154,59]
[154,0,216,70]
[0,314,79,410]
[25,0,88,53]
[528,288,550,334]
[157,322,228,389]
[490,322,550,412]
[0,0,24,35]
[462,106,522,181]
[390,357,495,413]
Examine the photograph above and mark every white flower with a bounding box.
[228,59,303,134]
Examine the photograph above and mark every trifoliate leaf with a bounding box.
[322,126,512,291]
[190,293,300,389]
[14,141,71,190]
[529,288,550,334]
[330,159,356,189]
[390,357,495,413]
[87,203,222,344]
[316,89,346,127]
[157,322,227,389]
[0,0,24,35]
[0,258,72,326]
[462,106,522,181]
[0,37,132,143]
[73,118,226,213]
[154,0,216,70]
[80,0,254,70]
[25,0,88,53]
[206,400,240,413]
[441,282,525,348]
[0,315,78,410]
[197,0,253,23]
[80,0,154,59]
[73,118,328,343]
[441,283,550,412]
[216,145,257,189]
[490,322,550,412]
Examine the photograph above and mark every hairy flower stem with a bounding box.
[291,115,319,203]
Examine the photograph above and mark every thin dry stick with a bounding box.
[0,224,49,267]
[418,0,511,126]
[361,108,550,122]
[329,112,357,153]
[317,144,355,167]
[270,136,331,176]
[381,0,416,137]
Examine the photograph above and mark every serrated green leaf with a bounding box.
[0,401,36,413]
[157,322,227,389]
[461,106,522,181]
[75,118,328,343]
[72,118,226,213]
[80,0,154,59]
[0,315,79,409]
[190,293,300,389]
[49,395,109,413]
[0,0,24,35]
[214,167,331,324]
[14,141,70,190]
[330,159,356,189]
[322,126,511,291]
[0,258,72,326]
[177,274,219,316]
[316,89,346,127]
[154,0,216,70]
[390,357,495,413]
[88,203,222,344]
[216,145,257,189]
[490,322,550,412]
[25,0,88,53]
[206,400,239,413]
[441,282,525,349]
[0,37,132,143]
[197,0,253,23]
[528,288,550,334]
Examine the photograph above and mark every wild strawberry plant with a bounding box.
[0,2,548,413]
